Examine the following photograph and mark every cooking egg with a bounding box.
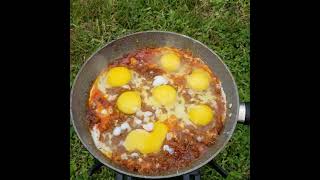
[123,122,168,154]
[116,91,141,114]
[106,67,132,87]
[91,125,112,158]
[152,85,177,106]
[188,104,214,126]
[160,53,181,72]
[186,69,210,91]
[152,75,168,86]
[193,68,210,77]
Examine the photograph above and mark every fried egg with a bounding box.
[106,67,132,87]
[152,85,177,106]
[188,104,214,126]
[123,122,168,154]
[116,91,141,114]
[187,69,210,91]
[160,53,181,72]
[95,67,132,94]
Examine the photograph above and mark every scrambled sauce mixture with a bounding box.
[87,47,226,175]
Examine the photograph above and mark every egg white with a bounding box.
[96,72,112,94]
[91,125,113,158]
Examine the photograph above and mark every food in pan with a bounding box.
[87,47,226,174]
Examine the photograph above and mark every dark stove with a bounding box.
[89,159,228,179]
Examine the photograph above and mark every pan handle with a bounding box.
[237,102,250,125]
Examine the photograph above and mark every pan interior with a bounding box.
[70,31,239,178]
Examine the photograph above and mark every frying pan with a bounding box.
[70,31,250,179]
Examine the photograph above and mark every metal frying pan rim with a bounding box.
[70,31,239,179]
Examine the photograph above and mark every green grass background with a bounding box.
[70,0,250,179]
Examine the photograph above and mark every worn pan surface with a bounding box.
[70,31,239,179]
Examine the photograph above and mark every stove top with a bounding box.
[89,159,228,179]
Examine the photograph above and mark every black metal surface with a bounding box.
[208,161,228,178]
[89,158,228,179]
[88,159,104,176]
[114,170,201,180]
[182,170,201,180]
[71,31,240,179]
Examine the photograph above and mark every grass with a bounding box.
[70,0,250,179]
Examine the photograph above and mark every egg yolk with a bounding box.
[192,68,210,77]
[152,85,177,106]
[106,67,132,87]
[186,69,210,91]
[160,53,181,72]
[123,122,168,154]
[188,104,214,126]
[116,91,141,114]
